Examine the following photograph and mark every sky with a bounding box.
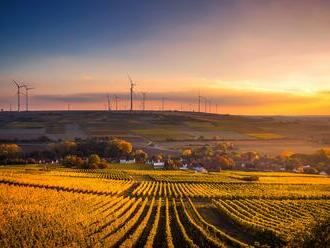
[0,0,329,114]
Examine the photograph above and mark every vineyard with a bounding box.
[0,165,329,247]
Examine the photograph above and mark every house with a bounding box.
[193,166,208,173]
[153,161,165,169]
[179,164,189,170]
[120,158,136,164]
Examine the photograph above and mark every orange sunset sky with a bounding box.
[0,0,329,114]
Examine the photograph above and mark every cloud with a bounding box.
[28,88,316,107]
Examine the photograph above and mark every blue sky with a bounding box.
[0,0,222,67]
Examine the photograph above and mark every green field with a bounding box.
[0,164,329,247]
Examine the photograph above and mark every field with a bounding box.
[0,165,329,247]
[0,111,329,155]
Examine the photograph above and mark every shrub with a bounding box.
[135,149,148,162]
[240,176,259,181]
[62,155,84,168]
[88,154,101,165]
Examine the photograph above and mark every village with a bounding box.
[0,137,329,176]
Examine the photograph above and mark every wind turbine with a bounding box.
[141,92,147,111]
[202,96,207,112]
[12,80,25,112]
[113,95,120,111]
[198,91,202,112]
[161,97,166,111]
[128,74,136,111]
[106,94,111,111]
[23,84,34,112]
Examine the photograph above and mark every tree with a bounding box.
[152,154,163,162]
[182,149,192,158]
[135,149,148,162]
[194,145,213,158]
[165,159,177,170]
[215,155,234,170]
[0,144,22,160]
[88,154,101,165]
[106,138,132,158]
[313,148,330,163]
[62,155,84,168]
[117,140,132,154]
[50,141,77,157]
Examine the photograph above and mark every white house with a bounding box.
[193,166,208,173]
[153,162,165,169]
[179,164,189,170]
[120,158,136,164]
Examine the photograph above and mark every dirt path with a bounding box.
[195,201,268,246]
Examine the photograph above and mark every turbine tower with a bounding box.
[114,95,120,111]
[203,97,207,112]
[107,94,111,111]
[141,92,147,111]
[12,80,24,112]
[161,97,166,111]
[23,84,34,112]
[128,74,136,111]
[198,91,202,112]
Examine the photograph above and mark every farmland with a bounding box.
[0,111,329,155]
[0,165,329,247]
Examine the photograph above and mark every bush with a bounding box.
[240,176,259,181]
[135,149,148,162]
[88,154,101,165]
[62,155,84,168]
[0,144,22,161]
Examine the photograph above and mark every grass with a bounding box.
[246,132,285,139]
[132,129,192,140]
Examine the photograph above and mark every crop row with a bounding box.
[212,198,330,245]
[131,181,330,199]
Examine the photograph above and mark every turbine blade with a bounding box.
[12,80,19,87]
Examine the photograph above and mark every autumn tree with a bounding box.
[0,144,22,160]
[50,141,77,157]
[135,149,148,162]
[88,154,101,165]
[106,138,133,158]
[182,149,192,159]
[215,155,235,170]
[62,155,84,168]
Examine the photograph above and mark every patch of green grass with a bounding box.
[132,129,192,140]
[247,132,284,139]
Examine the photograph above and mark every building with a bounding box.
[193,166,208,173]
[119,158,136,164]
[153,162,165,169]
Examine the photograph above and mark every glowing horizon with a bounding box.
[1,0,329,114]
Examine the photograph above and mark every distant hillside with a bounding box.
[0,111,329,155]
